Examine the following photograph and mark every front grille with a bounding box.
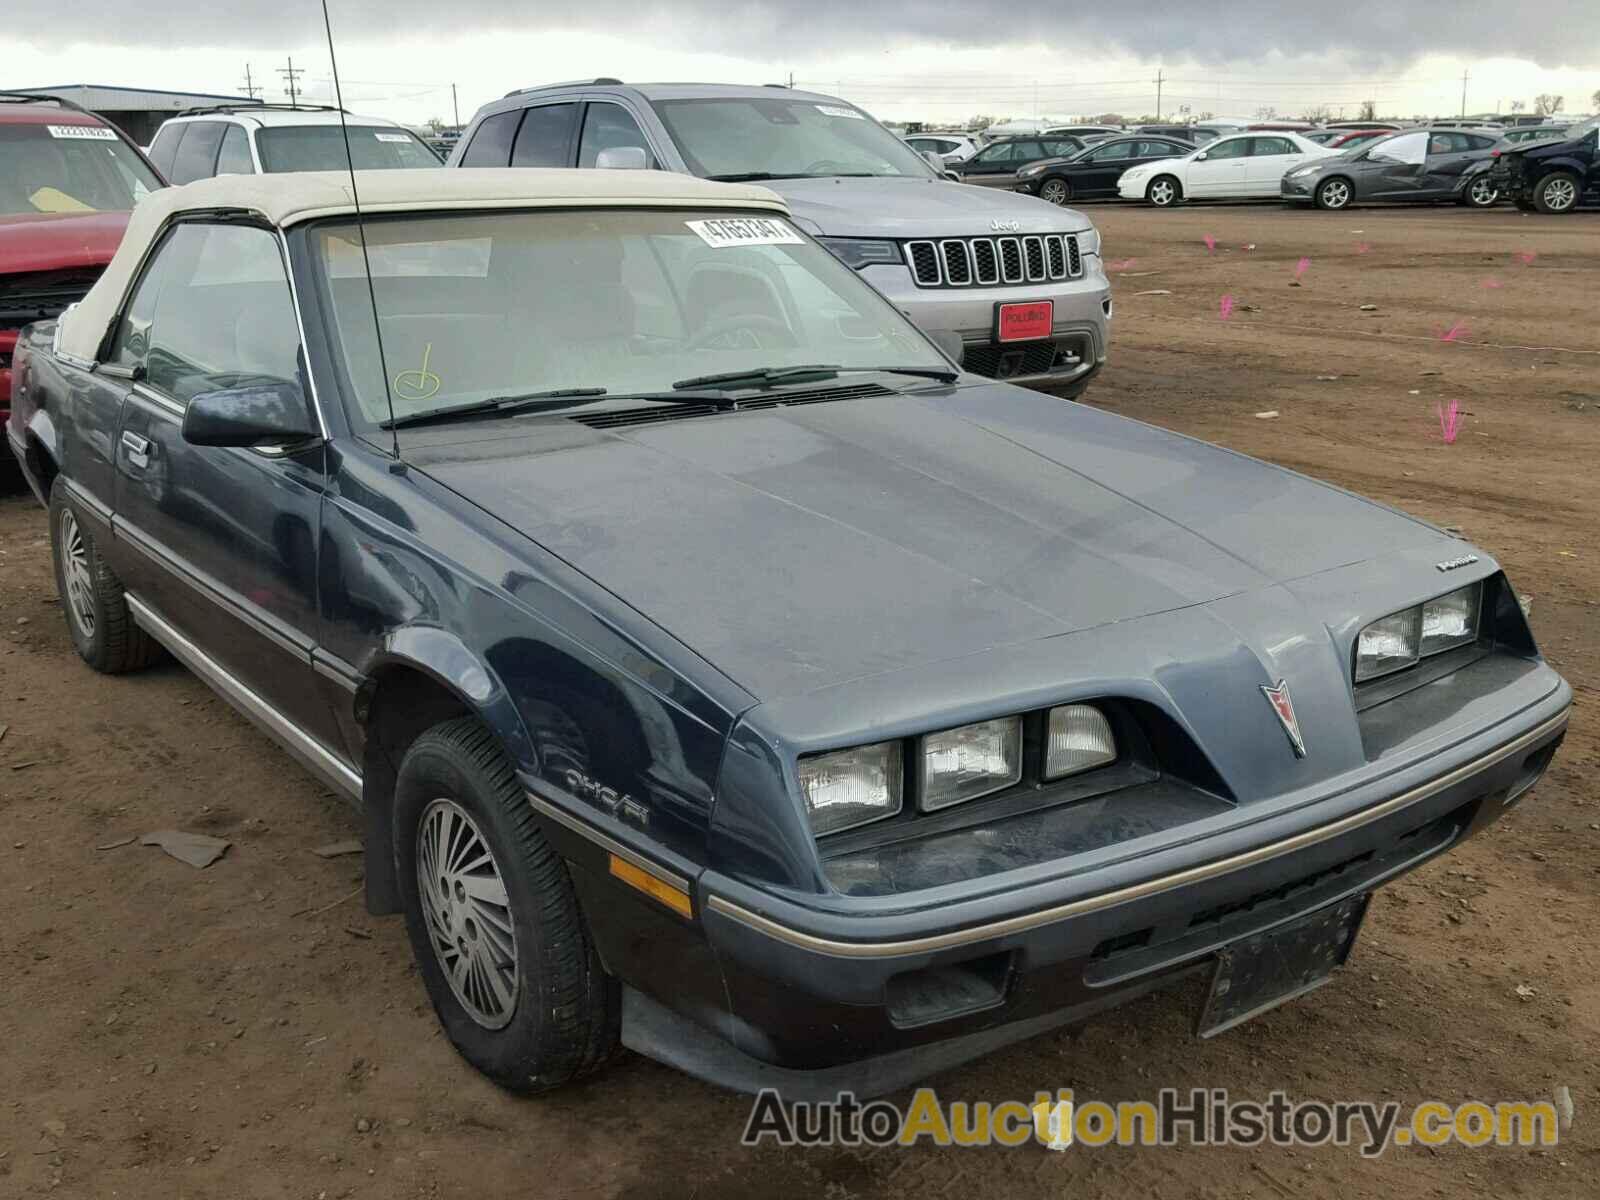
[573,383,895,430]
[962,332,1091,381]
[903,234,1083,288]
[0,266,104,323]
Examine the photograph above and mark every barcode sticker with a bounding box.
[47,124,119,141]
[373,132,411,143]
[686,217,804,248]
[816,105,865,120]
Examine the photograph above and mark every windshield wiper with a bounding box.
[670,363,960,392]
[704,171,882,182]
[380,387,609,430]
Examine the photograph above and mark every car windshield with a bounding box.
[0,122,160,216]
[649,97,933,180]
[256,126,440,172]
[309,208,947,432]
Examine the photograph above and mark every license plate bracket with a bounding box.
[1197,894,1368,1038]
[994,300,1054,343]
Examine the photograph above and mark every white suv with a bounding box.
[146,105,439,184]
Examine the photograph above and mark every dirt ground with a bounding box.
[1,201,1597,1199]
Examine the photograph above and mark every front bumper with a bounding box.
[858,259,1111,389]
[676,687,1568,1096]
[1281,175,1318,200]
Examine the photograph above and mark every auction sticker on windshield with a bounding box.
[816,105,865,119]
[686,217,805,248]
[47,125,119,141]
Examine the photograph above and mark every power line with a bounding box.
[241,63,263,101]
[277,56,305,106]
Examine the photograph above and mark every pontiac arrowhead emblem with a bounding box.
[1261,679,1307,758]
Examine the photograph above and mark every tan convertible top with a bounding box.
[57,168,789,364]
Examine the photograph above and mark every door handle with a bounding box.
[121,431,151,469]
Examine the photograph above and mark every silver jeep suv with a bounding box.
[448,81,1112,392]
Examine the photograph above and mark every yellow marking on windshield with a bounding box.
[393,343,442,401]
[29,187,96,214]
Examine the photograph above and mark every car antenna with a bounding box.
[318,0,403,466]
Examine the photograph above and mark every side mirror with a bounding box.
[927,329,965,365]
[943,169,962,182]
[1194,151,1209,161]
[182,383,317,448]
[594,146,649,170]
[921,149,946,173]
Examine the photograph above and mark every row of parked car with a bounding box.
[913,117,1599,214]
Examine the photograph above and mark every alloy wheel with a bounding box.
[1543,177,1577,212]
[1320,179,1351,209]
[59,508,96,640]
[1468,178,1498,207]
[1040,178,1069,205]
[1149,179,1176,206]
[417,798,519,1030]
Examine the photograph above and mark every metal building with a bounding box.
[12,84,263,145]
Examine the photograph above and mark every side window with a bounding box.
[147,123,185,177]
[169,121,225,184]
[215,124,255,175]
[110,241,174,370]
[976,142,1016,163]
[511,103,579,167]
[1250,137,1296,157]
[137,223,303,406]
[577,103,652,168]
[1089,142,1135,162]
[1016,141,1047,161]
[460,110,521,167]
[1043,139,1079,157]
[1205,138,1250,160]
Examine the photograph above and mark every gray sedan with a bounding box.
[1281,128,1503,210]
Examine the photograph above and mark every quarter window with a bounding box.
[577,103,652,168]
[215,124,255,175]
[169,121,225,184]
[511,103,578,167]
[117,222,303,406]
[147,122,185,177]
[460,110,521,167]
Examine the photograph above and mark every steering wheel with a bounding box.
[686,313,798,352]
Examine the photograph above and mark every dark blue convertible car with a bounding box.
[5,170,1571,1099]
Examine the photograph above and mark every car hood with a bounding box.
[768,175,1092,239]
[0,211,131,276]
[411,382,1448,701]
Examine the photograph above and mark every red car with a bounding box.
[2,94,163,486]
[1327,129,1391,150]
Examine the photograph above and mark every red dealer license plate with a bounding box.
[996,300,1054,342]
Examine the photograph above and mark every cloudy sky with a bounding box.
[8,2,1600,127]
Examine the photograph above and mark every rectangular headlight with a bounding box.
[921,717,1022,811]
[1355,608,1421,682]
[1045,704,1117,779]
[1421,583,1480,656]
[816,237,901,270]
[798,742,902,836]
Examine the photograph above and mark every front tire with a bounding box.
[1315,177,1353,210]
[395,717,618,1093]
[1531,171,1579,214]
[48,481,163,674]
[1146,175,1181,207]
[1039,177,1071,206]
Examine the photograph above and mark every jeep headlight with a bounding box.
[816,237,901,270]
[921,717,1022,810]
[798,742,902,835]
[1076,226,1101,256]
[1355,582,1482,682]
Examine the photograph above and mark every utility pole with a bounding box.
[241,64,263,101]
[1460,69,1469,118]
[1153,68,1164,120]
[278,56,305,107]
[451,82,460,129]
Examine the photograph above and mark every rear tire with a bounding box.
[1531,171,1579,214]
[395,717,618,1094]
[1146,176,1181,207]
[1462,176,1499,208]
[48,481,164,674]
